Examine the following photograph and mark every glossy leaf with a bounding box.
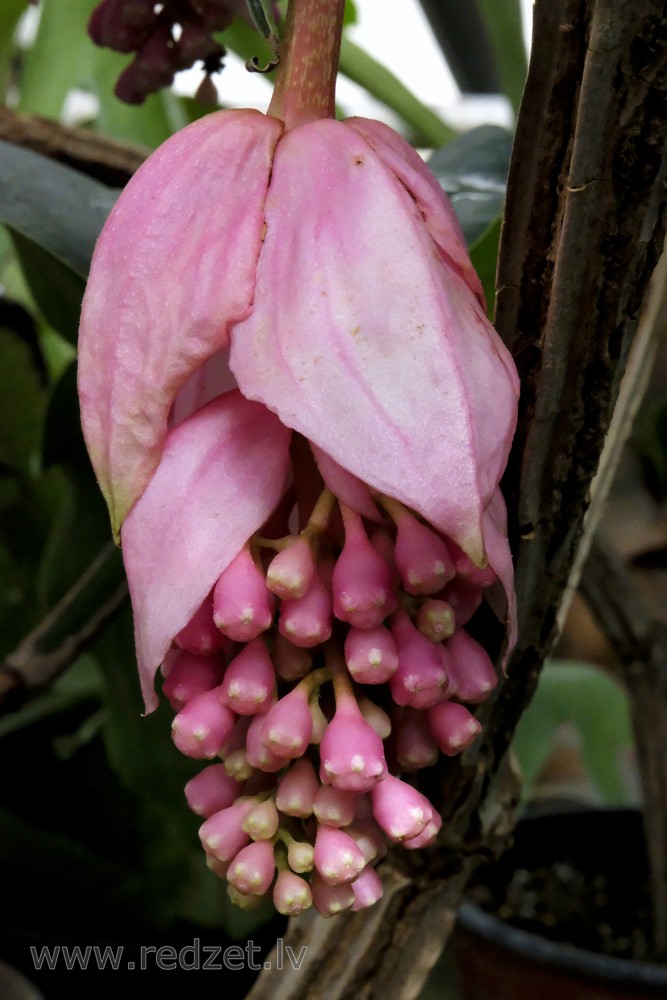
[9,230,86,344]
[428,124,513,247]
[0,141,118,279]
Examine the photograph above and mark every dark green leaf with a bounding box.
[0,140,119,278]
[8,229,86,343]
[245,0,279,41]
[0,326,46,476]
[429,124,513,247]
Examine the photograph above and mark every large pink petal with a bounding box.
[78,109,282,536]
[347,117,485,310]
[121,390,291,712]
[230,119,518,564]
[482,488,517,661]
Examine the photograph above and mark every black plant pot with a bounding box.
[453,808,667,1000]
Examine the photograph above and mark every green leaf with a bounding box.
[512,660,634,805]
[470,217,501,317]
[246,0,279,41]
[343,0,358,26]
[8,229,86,343]
[0,140,119,279]
[338,37,454,148]
[477,0,528,114]
[428,124,513,246]
[0,325,46,476]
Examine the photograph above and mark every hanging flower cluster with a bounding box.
[78,0,519,918]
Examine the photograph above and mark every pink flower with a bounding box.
[78,90,519,915]
[78,108,518,713]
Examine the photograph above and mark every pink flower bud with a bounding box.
[427,701,482,756]
[448,541,497,588]
[371,774,433,842]
[223,748,254,781]
[314,826,366,885]
[162,649,226,710]
[310,874,355,917]
[279,572,332,648]
[351,865,383,910]
[272,634,312,681]
[370,529,398,583]
[242,797,280,840]
[444,630,498,703]
[171,686,236,758]
[332,509,396,629]
[346,821,386,865]
[393,509,454,595]
[440,578,484,626]
[357,695,392,739]
[184,763,243,817]
[276,757,319,817]
[273,870,312,915]
[266,536,316,599]
[319,698,387,792]
[403,812,442,850]
[213,545,274,642]
[260,686,313,758]
[313,785,356,827]
[220,638,275,714]
[228,840,275,895]
[344,625,398,684]
[286,838,314,873]
[245,710,286,772]
[226,884,264,910]
[390,610,449,709]
[205,855,230,879]
[175,591,229,655]
[392,706,439,771]
[416,599,456,643]
[199,798,254,861]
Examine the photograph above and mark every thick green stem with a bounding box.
[268,0,345,129]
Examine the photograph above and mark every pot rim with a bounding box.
[457,899,667,988]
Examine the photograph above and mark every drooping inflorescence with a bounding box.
[165,477,501,917]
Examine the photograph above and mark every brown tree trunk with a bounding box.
[245,1,667,997]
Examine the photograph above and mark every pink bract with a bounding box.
[78,109,519,707]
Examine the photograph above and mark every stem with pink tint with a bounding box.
[268,0,345,130]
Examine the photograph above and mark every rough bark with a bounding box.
[246,1,667,998]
